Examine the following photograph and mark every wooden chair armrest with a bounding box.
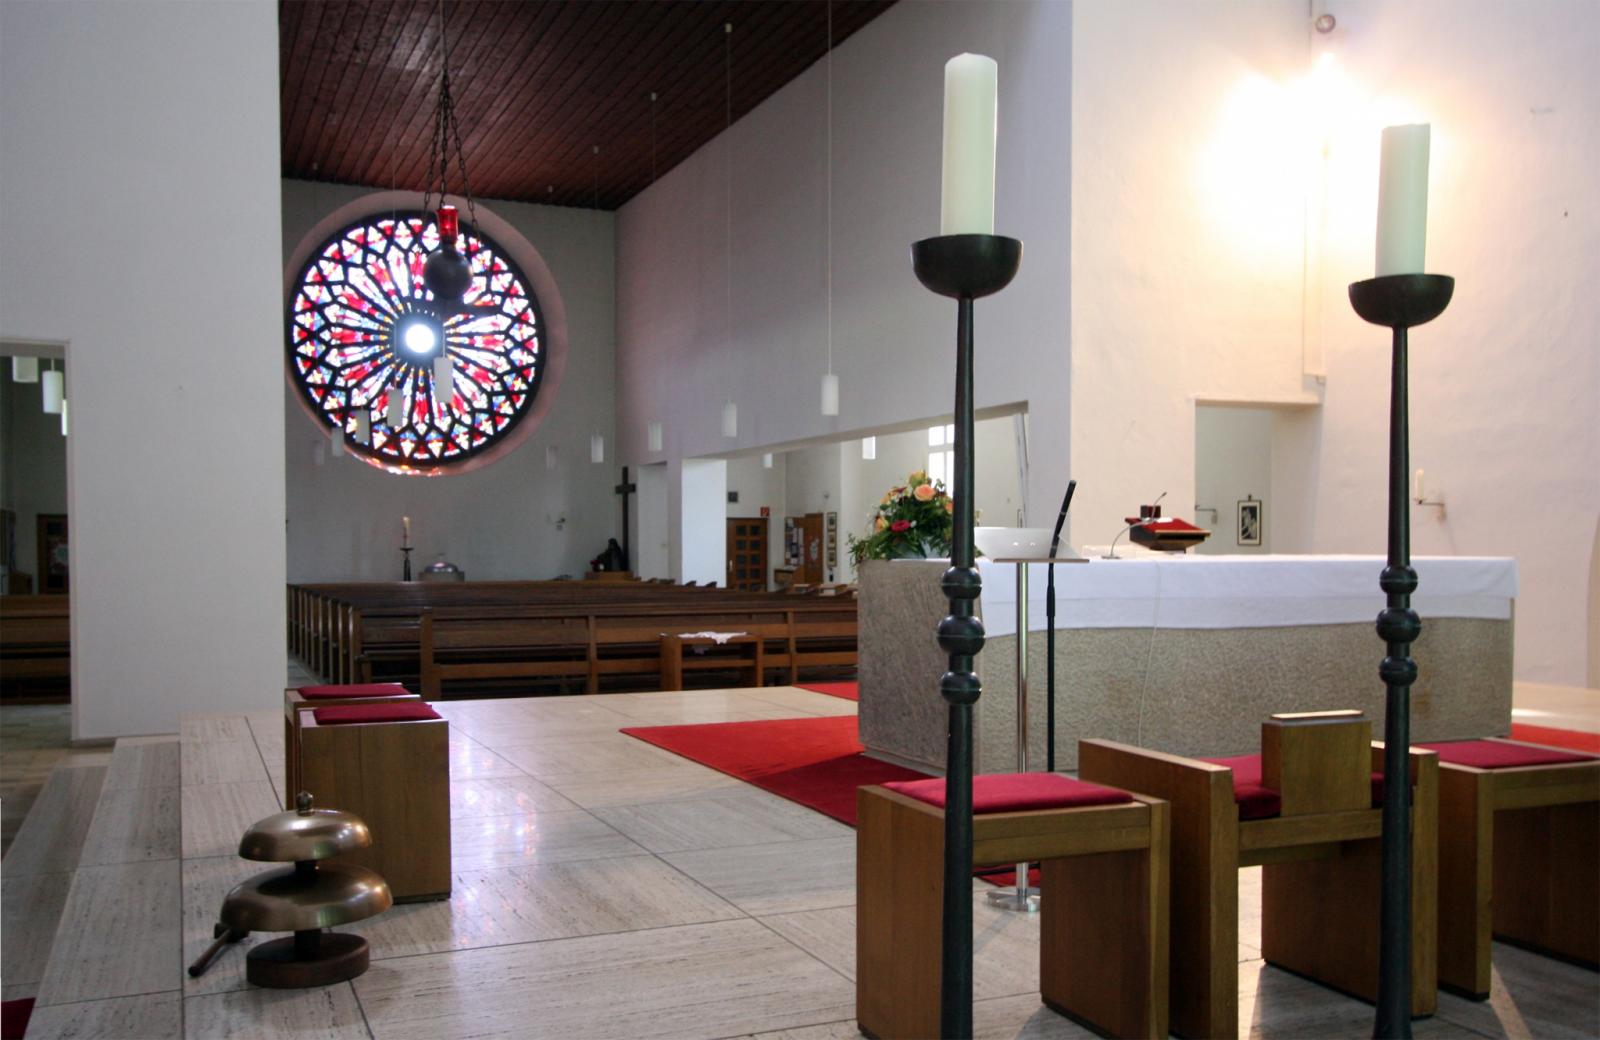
[1078,739,1234,807]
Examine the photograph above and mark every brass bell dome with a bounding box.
[238,791,372,862]
[221,861,393,933]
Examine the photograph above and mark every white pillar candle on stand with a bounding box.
[402,515,411,546]
[940,53,998,236]
[1375,124,1430,276]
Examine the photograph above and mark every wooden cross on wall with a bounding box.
[614,466,636,572]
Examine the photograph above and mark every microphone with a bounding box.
[1048,480,1077,558]
[1104,490,1168,559]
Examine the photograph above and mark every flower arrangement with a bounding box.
[848,470,956,564]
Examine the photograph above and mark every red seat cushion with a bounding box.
[882,773,1133,814]
[312,702,442,726]
[298,683,413,700]
[1416,739,1597,770]
[1200,753,1385,821]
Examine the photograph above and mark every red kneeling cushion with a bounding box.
[312,702,442,726]
[1200,753,1385,821]
[883,773,1133,814]
[1416,739,1596,770]
[298,683,413,700]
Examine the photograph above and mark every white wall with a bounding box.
[1194,405,1273,555]
[678,458,727,585]
[1069,1,1312,549]
[0,359,69,589]
[634,463,670,581]
[0,0,285,738]
[1304,0,1600,685]
[280,181,618,581]
[616,0,1074,525]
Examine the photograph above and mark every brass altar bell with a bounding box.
[187,792,392,988]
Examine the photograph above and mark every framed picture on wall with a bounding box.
[1236,497,1263,547]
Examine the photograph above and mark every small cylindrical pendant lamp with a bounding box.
[821,373,840,416]
[386,389,405,430]
[722,400,738,439]
[648,422,663,453]
[355,410,371,445]
[41,367,64,414]
[330,424,346,457]
[861,436,876,460]
[545,445,558,470]
[590,434,605,464]
[432,355,455,402]
[762,453,773,469]
[59,399,69,437]
[11,357,39,383]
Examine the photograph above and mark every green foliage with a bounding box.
[848,470,955,564]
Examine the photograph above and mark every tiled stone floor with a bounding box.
[3,677,1597,1038]
[0,703,108,854]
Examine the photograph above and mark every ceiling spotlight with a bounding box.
[394,312,443,359]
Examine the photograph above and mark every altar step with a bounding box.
[13,738,182,1039]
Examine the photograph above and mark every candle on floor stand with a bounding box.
[940,54,998,236]
[1375,124,1430,276]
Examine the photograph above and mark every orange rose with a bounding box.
[943,499,954,513]
[875,516,887,531]
[913,484,935,502]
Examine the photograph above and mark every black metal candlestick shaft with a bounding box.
[1349,272,1453,1040]
[913,234,1022,1040]
[400,546,414,582]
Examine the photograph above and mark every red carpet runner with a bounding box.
[621,714,925,825]
[795,681,859,702]
[1510,722,1600,754]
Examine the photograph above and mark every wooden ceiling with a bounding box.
[280,0,897,210]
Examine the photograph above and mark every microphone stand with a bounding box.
[1045,480,1076,773]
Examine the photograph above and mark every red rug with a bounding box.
[621,714,924,825]
[1510,723,1600,754]
[796,681,858,702]
[2,997,33,1040]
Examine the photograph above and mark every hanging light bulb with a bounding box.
[590,434,605,464]
[648,422,663,453]
[386,387,405,430]
[41,364,63,414]
[355,409,372,445]
[862,436,877,460]
[722,400,738,439]
[821,373,840,416]
[762,453,773,469]
[11,357,38,383]
[59,399,69,437]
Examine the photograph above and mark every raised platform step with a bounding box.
[1,762,106,879]
[19,739,182,1031]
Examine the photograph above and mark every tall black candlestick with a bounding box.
[912,233,1021,1039]
[1348,272,1453,1040]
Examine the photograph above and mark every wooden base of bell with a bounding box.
[245,931,369,988]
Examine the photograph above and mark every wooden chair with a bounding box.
[857,774,1169,1039]
[282,683,418,810]
[297,700,451,902]
[1418,737,1599,998]
[1080,711,1438,1039]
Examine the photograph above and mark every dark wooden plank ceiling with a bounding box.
[280,0,897,210]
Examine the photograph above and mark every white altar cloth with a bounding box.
[973,555,1517,637]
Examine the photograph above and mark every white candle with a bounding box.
[1375,124,1430,276]
[940,53,998,236]
[402,516,411,546]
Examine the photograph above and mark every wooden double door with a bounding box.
[726,517,769,591]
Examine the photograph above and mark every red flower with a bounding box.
[890,519,912,533]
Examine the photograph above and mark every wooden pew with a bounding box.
[0,595,70,691]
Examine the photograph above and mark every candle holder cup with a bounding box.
[912,232,1022,1039]
[1347,271,1453,1040]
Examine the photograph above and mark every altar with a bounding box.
[857,555,1517,773]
